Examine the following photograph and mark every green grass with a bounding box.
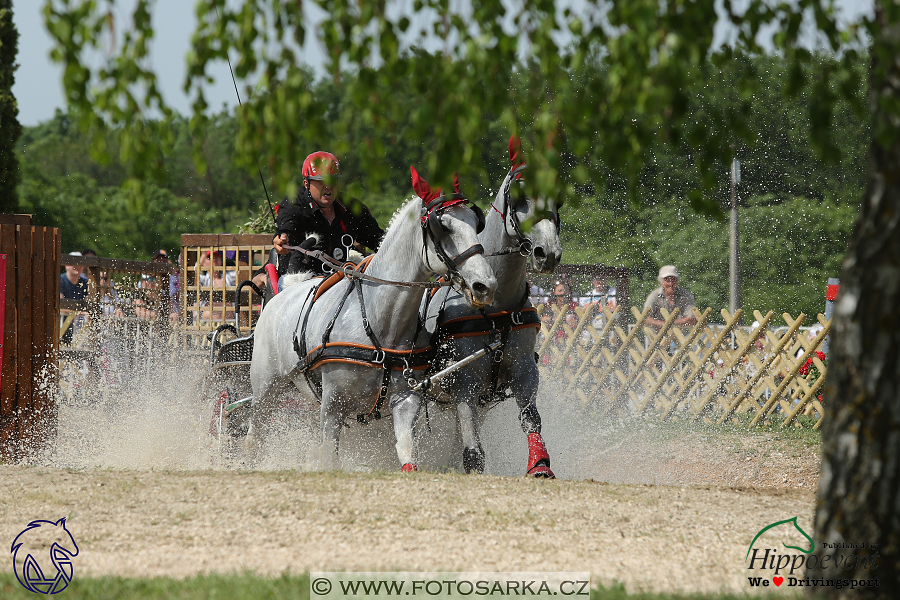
[0,572,816,599]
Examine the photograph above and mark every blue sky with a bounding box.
[13,0,874,127]
[14,0,244,126]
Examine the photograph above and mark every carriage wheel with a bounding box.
[207,387,252,463]
[209,389,229,440]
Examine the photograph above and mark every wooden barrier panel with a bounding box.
[0,215,61,462]
[537,303,829,429]
[180,234,272,339]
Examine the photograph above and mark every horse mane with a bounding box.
[384,196,423,232]
[368,197,424,275]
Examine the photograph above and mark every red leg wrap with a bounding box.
[401,463,418,473]
[526,433,555,479]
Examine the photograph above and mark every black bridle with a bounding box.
[421,195,485,285]
[488,165,561,258]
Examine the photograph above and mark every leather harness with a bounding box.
[290,198,485,424]
[428,282,540,405]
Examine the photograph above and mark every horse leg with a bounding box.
[318,394,343,470]
[244,380,279,468]
[510,360,555,479]
[391,390,421,471]
[456,399,485,474]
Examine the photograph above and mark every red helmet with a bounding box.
[302,151,342,181]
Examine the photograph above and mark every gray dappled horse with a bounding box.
[421,137,562,476]
[249,168,497,470]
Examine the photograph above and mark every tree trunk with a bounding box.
[809,3,900,596]
[0,0,21,213]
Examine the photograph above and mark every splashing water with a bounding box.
[32,344,744,485]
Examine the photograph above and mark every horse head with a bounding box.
[411,166,497,308]
[491,136,563,274]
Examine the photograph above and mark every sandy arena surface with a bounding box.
[1,366,821,594]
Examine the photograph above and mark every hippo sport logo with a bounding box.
[746,516,881,591]
[11,518,79,594]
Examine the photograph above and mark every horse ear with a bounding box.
[509,135,526,172]
[411,166,441,202]
[56,517,67,527]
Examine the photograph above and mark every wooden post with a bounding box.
[0,215,61,462]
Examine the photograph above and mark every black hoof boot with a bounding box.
[463,446,485,474]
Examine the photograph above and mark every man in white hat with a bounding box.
[643,265,697,332]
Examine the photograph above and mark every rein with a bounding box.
[282,200,484,288]
[283,244,455,288]
[288,199,487,423]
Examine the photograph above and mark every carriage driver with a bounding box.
[253,151,385,289]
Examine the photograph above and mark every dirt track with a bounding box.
[1,410,820,595]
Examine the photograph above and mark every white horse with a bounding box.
[421,137,563,476]
[248,168,497,470]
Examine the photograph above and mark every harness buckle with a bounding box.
[493,349,504,364]
[511,311,524,326]
[372,349,386,365]
[402,358,414,383]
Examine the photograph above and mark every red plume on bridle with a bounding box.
[411,166,442,203]
[509,135,526,178]
[411,166,468,224]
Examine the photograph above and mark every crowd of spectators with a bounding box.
[60,248,179,346]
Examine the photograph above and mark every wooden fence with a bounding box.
[179,234,272,339]
[536,303,829,429]
[1,215,61,462]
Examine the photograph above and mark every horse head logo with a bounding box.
[746,516,814,560]
[11,518,79,594]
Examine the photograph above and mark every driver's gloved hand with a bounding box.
[286,237,319,274]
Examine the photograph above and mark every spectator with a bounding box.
[643,265,697,332]
[60,251,89,344]
[148,251,179,326]
[536,306,556,366]
[549,279,577,313]
[528,280,548,306]
[98,270,124,317]
[564,310,591,346]
[580,277,608,306]
[167,252,180,322]
[79,248,97,284]
[198,251,237,288]
[131,289,158,321]
[195,251,237,324]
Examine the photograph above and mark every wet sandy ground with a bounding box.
[2,365,820,593]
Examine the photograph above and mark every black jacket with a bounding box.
[275,187,385,258]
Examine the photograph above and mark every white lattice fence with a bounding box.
[536,303,829,429]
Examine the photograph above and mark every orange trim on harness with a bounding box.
[304,342,433,371]
[313,254,375,303]
[437,307,541,342]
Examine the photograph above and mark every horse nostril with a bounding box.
[533,246,546,259]
[472,282,489,295]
